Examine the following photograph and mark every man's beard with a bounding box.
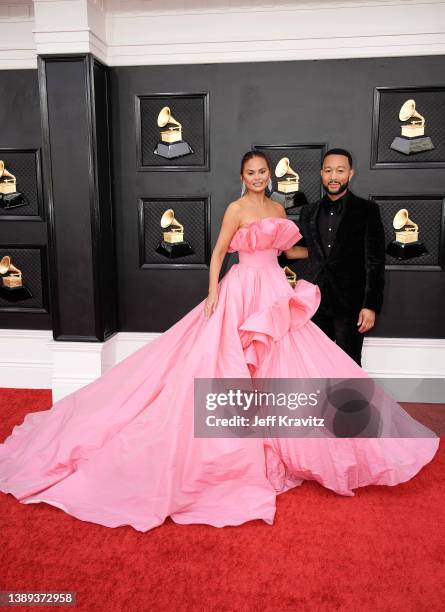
[324,179,349,196]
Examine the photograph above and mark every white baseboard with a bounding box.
[101,331,160,373]
[363,337,445,378]
[0,330,444,402]
[0,329,53,389]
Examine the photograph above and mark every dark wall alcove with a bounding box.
[0,70,50,329]
[110,55,445,338]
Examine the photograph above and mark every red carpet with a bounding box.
[1,388,444,612]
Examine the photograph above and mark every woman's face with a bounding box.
[241,156,270,194]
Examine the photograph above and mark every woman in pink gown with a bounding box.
[0,152,439,532]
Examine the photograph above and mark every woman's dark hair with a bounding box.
[240,151,271,174]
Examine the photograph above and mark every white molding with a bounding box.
[106,34,445,66]
[105,1,445,17]
[0,360,51,388]
[32,0,107,62]
[0,1,444,69]
[0,330,444,402]
[0,328,51,339]
[0,329,52,388]
[0,1,36,69]
[101,331,159,372]
[49,338,108,401]
[363,337,445,379]
[105,0,445,65]
[0,54,37,70]
[0,2,34,21]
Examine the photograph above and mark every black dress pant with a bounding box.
[312,307,365,366]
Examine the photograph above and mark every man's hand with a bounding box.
[283,246,308,260]
[357,308,375,333]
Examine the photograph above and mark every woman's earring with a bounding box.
[240,182,247,196]
[267,178,273,192]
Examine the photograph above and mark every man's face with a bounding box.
[320,154,354,197]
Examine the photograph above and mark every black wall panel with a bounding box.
[92,59,118,340]
[110,56,445,337]
[2,57,444,339]
[0,70,50,329]
[39,54,118,341]
[43,59,95,338]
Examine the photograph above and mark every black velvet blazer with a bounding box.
[298,191,386,315]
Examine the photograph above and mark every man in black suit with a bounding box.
[298,148,385,366]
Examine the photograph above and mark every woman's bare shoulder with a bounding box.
[224,199,245,218]
[227,197,245,209]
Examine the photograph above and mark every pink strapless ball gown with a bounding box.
[0,218,439,532]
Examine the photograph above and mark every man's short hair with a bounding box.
[322,148,353,168]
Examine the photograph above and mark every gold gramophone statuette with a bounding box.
[0,255,23,288]
[0,255,33,300]
[393,209,419,244]
[400,99,425,138]
[269,157,308,209]
[0,160,17,194]
[390,99,434,155]
[0,159,26,210]
[161,209,185,244]
[153,106,194,159]
[155,209,195,259]
[275,158,300,194]
[386,208,428,260]
[283,265,297,288]
[158,106,182,144]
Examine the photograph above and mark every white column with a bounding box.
[33,0,107,61]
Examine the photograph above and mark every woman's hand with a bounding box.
[204,291,218,318]
[204,202,240,320]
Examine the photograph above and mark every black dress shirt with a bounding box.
[299,190,385,317]
[317,191,349,257]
